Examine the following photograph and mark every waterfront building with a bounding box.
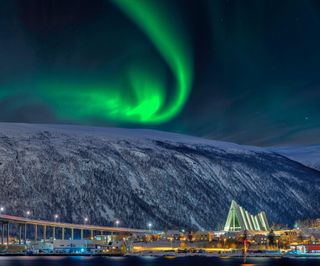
[32,242,54,253]
[289,244,320,254]
[100,240,127,255]
[252,234,268,246]
[276,230,298,246]
[191,231,214,242]
[163,230,181,241]
[224,200,270,232]
[295,218,320,229]
[53,239,92,253]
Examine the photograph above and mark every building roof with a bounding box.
[224,200,270,232]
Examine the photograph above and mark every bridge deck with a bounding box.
[0,214,153,233]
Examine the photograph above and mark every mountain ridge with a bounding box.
[269,145,320,171]
[0,122,319,230]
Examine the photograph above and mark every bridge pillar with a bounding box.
[34,224,37,242]
[52,226,55,241]
[6,223,9,245]
[24,224,27,244]
[19,224,22,245]
[43,225,46,242]
[62,227,65,240]
[80,229,83,240]
[71,228,74,240]
[1,223,3,245]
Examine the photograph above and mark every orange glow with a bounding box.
[132,246,233,253]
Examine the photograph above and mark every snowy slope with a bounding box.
[270,145,320,171]
[0,123,319,230]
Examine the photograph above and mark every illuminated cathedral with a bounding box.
[224,200,270,232]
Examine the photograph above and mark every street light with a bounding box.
[84,217,89,224]
[54,214,59,222]
[115,220,120,227]
[148,223,152,232]
[0,207,4,214]
[26,210,31,217]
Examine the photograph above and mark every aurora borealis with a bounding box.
[40,0,193,124]
[1,0,192,124]
[1,0,320,145]
[111,0,193,123]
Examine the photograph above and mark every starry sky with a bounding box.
[1,0,320,146]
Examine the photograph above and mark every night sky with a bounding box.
[1,0,320,146]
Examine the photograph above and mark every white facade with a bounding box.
[224,200,270,232]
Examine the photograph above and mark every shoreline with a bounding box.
[0,253,319,258]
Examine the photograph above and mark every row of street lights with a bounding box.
[0,207,154,230]
[1,208,32,218]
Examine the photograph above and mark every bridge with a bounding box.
[0,214,155,245]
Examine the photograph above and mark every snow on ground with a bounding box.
[0,122,319,230]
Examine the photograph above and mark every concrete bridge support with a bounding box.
[43,225,46,242]
[1,223,4,245]
[34,224,37,242]
[18,224,22,244]
[6,223,9,245]
[62,227,65,240]
[24,224,27,244]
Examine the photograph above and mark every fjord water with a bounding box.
[0,256,319,266]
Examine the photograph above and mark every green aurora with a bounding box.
[37,0,192,124]
[2,0,320,145]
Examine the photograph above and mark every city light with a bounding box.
[0,210,319,257]
[0,206,4,213]
[54,214,59,221]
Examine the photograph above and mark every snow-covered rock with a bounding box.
[0,122,319,230]
[270,145,320,171]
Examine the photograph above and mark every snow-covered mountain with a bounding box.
[270,145,320,171]
[0,122,319,230]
